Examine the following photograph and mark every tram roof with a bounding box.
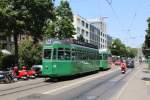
[99,49,111,54]
[44,39,98,49]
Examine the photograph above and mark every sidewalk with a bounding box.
[114,63,150,100]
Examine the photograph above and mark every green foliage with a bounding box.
[23,0,55,41]
[144,17,150,48]
[110,39,137,58]
[77,35,85,42]
[1,55,16,70]
[18,38,42,68]
[44,0,75,39]
[126,47,138,58]
[0,52,2,69]
[0,44,3,69]
[0,0,55,64]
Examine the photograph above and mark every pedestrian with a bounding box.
[12,64,19,77]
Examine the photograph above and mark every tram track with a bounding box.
[0,79,53,96]
[0,81,44,92]
[0,65,138,98]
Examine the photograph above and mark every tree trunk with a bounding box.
[13,33,18,65]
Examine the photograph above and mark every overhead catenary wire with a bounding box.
[126,0,142,45]
[105,0,124,29]
[105,0,143,47]
[128,0,141,30]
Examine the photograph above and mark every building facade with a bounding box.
[73,14,108,49]
[73,14,90,43]
[107,34,113,48]
[89,17,108,49]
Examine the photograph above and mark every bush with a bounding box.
[0,55,15,70]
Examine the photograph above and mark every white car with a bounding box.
[32,65,42,76]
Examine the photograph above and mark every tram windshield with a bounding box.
[44,49,52,59]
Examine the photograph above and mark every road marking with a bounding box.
[43,68,119,94]
[113,66,142,100]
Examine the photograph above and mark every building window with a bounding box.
[91,27,94,33]
[98,31,100,35]
[86,31,88,36]
[101,32,103,36]
[77,18,80,23]
[81,20,85,27]
[103,34,104,37]
[81,29,85,35]
[86,39,88,43]
[77,27,80,33]
[86,23,88,28]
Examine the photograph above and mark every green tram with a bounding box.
[42,39,100,78]
[99,50,111,70]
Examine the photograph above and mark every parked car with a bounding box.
[32,65,42,76]
[126,59,134,68]
[0,71,15,83]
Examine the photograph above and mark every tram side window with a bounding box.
[44,49,51,59]
[99,54,103,60]
[53,49,57,59]
[71,49,76,60]
[64,49,71,60]
[103,54,108,60]
[58,48,64,60]
[82,51,87,60]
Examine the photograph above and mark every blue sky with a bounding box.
[56,0,150,48]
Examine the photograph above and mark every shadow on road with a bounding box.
[143,70,150,73]
[44,70,103,83]
[141,77,150,81]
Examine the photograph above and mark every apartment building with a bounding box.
[107,34,113,48]
[73,14,90,43]
[89,17,108,49]
[73,14,108,49]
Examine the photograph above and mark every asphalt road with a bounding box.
[0,64,139,100]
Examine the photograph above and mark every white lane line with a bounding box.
[113,66,142,100]
[43,68,119,94]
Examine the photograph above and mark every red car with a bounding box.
[12,66,28,80]
[16,70,28,80]
[22,66,37,79]
[27,69,36,79]
[115,60,121,65]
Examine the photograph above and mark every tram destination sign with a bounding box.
[45,39,70,45]
[45,39,55,45]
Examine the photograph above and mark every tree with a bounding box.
[126,47,137,58]
[19,38,42,68]
[77,35,85,42]
[23,0,55,42]
[110,39,123,56]
[0,45,3,69]
[145,17,150,48]
[44,0,75,39]
[110,39,137,57]
[0,0,55,64]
